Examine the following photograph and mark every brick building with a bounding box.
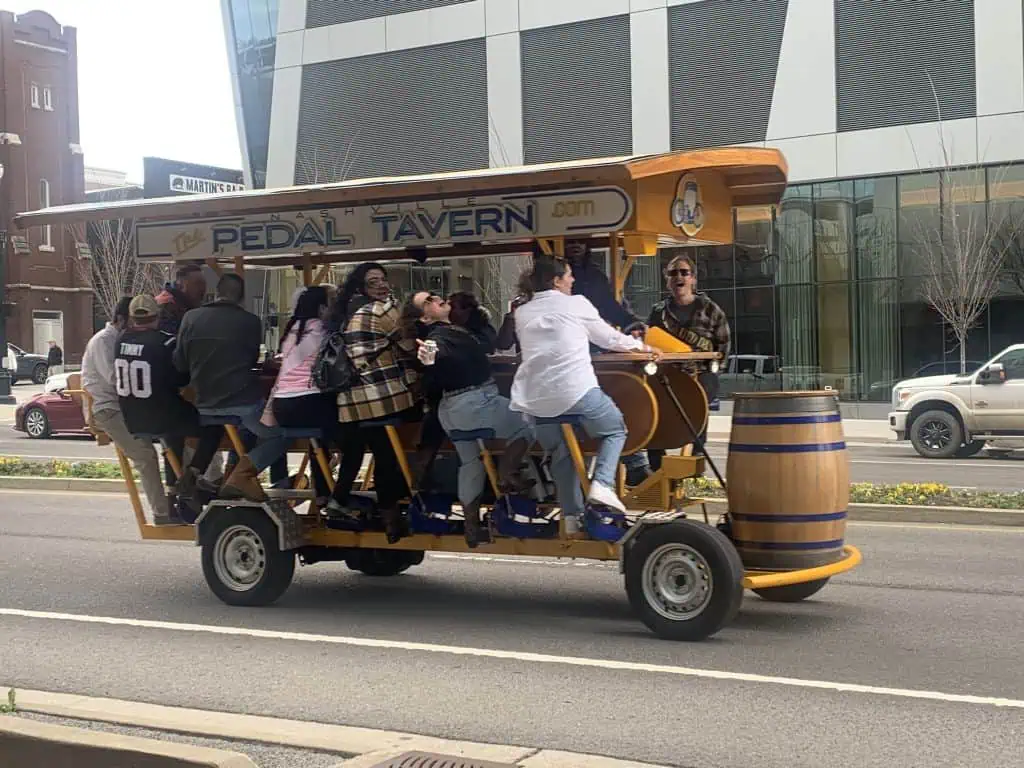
[0,9,88,365]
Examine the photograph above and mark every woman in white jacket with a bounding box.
[509,255,661,534]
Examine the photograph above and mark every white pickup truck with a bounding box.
[889,344,1024,458]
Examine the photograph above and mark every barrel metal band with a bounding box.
[734,396,838,414]
[732,414,841,426]
[731,511,847,523]
[733,538,846,551]
[729,441,846,453]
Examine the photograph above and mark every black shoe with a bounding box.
[625,465,652,488]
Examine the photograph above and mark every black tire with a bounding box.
[624,520,744,641]
[23,407,50,439]
[345,548,424,576]
[909,409,963,459]
[200,506,295,606]
[955,440,986,458]
[753,577,830,603]
[32,364,48,385]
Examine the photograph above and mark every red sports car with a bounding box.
[13,388,90,439]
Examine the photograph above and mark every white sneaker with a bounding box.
[588,482,626,513]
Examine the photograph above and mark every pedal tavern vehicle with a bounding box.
[14,148,861,641]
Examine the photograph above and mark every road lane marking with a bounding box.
[1,607,1021,710]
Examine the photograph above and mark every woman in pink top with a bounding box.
[269,286,336,502]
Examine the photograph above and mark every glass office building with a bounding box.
[222,1,1024,400]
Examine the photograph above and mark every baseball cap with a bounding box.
[129,294,160,319]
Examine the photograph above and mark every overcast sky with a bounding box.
[10,0,242,182]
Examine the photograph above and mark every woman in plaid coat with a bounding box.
[326,263,421,542]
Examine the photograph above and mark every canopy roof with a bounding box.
[14,147,787,266]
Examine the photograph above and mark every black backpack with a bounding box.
[311,329,393,394]
[310,330,360,394]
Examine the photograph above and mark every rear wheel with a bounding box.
[625,520,744,641]
[200,507,295,606]
[909,409,962,459]
[24,407,50,439]
[32,364,48,385]
[345,548,424,576]
[753,577,830,602]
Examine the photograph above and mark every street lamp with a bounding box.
[0,161,15,405]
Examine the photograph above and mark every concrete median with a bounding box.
[0,715,257,768]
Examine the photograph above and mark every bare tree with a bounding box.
[903,73,1024,374]
[67,219,168,322]
[295,141,359,186]
[905,149,1023,373]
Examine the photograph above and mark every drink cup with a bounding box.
[420,339,438,366]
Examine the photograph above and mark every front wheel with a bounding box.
[624,520,744,641]
[32,364,48,385]
[753,577,830,602]
[23,407,50,439]
[201,507,295,606]
[346,548,424,576]
[909,409,963,459]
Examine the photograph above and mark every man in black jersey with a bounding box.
[116,295,222,515]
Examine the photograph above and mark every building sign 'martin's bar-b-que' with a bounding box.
[135,186,633,261]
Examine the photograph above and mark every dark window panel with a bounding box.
[835,0,976,132]
[295,39,489,182]
[668,0,788,149]
[306,0,473,28]
[521,16,632,164]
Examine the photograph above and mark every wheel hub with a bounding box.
[641,542,713,621]
[213,525,266,591]
[920,420,951,450]
[26,411,45,436]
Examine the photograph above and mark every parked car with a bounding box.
[889,344,1024,458]
[13,383,89,439]
[6,343,50,385]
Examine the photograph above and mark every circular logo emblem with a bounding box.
[670,173,705,237]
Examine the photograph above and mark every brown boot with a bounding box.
[380,506,409,544]
[498,438,535,495]
[462,496,491,548]
[221,456,268,502]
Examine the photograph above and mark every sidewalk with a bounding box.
[708,414,891,441]
[11,688,673,768]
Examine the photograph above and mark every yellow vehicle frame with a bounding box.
[16,148,862,639]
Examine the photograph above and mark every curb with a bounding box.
[0,716,256,768]
[0,475,126,493]
[696,498,1024,527]
[9,689,671,768]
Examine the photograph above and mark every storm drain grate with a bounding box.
[367,751,518,768]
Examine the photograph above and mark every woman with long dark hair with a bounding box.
[264,286,336,503]
[327,263,420,542]
[509,255,661,536]
[407,289,533,546]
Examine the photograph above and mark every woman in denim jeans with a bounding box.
[410,291,534,546]
[509,256,662,535]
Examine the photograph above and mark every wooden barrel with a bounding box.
[726,392,849,570]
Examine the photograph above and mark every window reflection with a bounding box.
[227,0,278,188]
[625,163,1024,401]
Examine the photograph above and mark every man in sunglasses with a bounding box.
[647,254,730,466]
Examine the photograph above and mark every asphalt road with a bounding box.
[0,490,1022,768]
[2,428,1021,491]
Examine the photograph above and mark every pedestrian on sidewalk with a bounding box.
[46,340,63,376]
